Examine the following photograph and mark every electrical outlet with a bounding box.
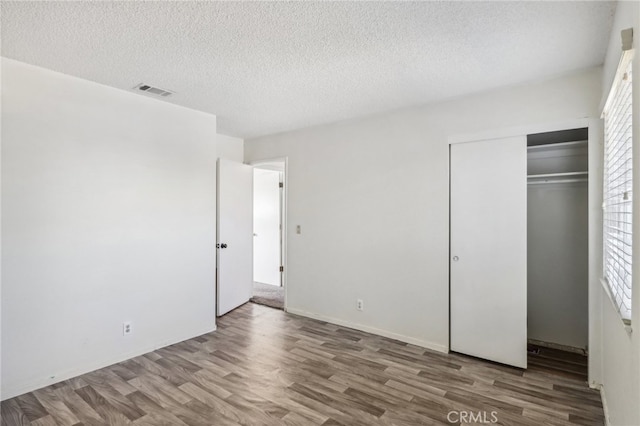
[356,299,363,311]
[123,322,132,336]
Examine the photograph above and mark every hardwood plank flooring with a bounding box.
[526,344,588,382]
[2,303,604,425]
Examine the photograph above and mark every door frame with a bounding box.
[249,157,288,311]
[447,117,601,382]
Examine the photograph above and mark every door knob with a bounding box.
[452,256,459,262]
[217,243,228,249]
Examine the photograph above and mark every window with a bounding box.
[602,42,633,324]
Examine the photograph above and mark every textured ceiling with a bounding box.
[1,1,615,139]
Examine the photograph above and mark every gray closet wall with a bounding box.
[527,130,589,350]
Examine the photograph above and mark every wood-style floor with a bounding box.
[2,303,604,425]
[526,344,588,382]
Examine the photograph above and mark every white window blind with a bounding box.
[603,55,633,323]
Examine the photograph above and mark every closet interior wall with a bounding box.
[527,129,589,351]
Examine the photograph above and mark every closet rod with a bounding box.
[527,178,588,185]
[527,171,588,179]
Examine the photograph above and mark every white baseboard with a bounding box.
[1,325,216,401]
[592,384,610,426]
[285,307,448,354]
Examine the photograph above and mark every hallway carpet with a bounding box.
[250,281,284,310]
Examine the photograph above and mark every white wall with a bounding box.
[245,68,602,352]
[1,59,218,399]
[597,2,640,425]
[253,168,281,286]
[216,133,244,162]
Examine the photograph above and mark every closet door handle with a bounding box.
[452,256,459,262]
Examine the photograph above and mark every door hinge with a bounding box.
[279,266,284,272]
[279,182,284,188]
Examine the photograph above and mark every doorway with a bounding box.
[250,159,286,310]
[526,128,589,379]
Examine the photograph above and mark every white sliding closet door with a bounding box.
[450,136,527,368]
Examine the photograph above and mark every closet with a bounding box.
[527,128,588,352]
[450,127,589,369]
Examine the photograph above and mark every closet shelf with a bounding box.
[527,171,588,179]
[527,140,588,151]
[527,171,588,185]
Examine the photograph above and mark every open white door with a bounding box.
[450,136,527,368]
[217,159,253,316]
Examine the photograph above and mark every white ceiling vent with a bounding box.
[133,83,174,97]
